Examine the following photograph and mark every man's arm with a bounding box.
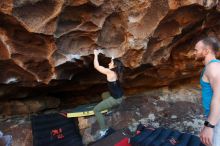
[200,63,220,146]
[207,63,220,125]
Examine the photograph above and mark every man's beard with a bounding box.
[195,55,205,62]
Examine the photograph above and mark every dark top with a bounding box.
[107,80,123,99]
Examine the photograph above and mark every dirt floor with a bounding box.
[0,94,205,146]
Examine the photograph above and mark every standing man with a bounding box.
[194,37,220,146]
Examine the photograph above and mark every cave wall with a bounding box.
[0,0,220,115]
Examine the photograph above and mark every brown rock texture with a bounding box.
[0,96,60,116]
[0,116,32,146]
[0,0,220,115]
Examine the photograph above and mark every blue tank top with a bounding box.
[200,59,220,116]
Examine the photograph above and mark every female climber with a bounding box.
[93,49,124,140]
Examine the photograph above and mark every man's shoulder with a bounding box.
[207,61,220,69]
[206,62,220,76]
